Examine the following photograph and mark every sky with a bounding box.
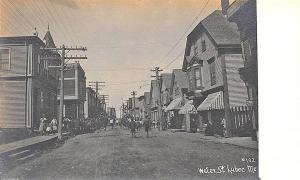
[0,0,233,116]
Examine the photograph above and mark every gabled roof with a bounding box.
[188,10,240,47]
[173,69,188,88]
[43,28,56,48]
[161,73,172,90]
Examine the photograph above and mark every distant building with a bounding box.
[0,30,59,130]
[107,107,116,119]
[150,80,160,126]
[128,97,140,120]
[160,73,172,128]
[61,62,86,127]
[143,92,151,119]
[165,69,188,129]
[84,87,103,119]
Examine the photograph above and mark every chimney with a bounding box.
[221,0,229,15]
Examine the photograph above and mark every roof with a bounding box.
[161,73,172,90]
[0,36,44,46]
[43,29,56,48]
[173,69,188,88]
[188,10,240,46]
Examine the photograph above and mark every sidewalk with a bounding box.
[0,135,58,156]
[166,129,258,150]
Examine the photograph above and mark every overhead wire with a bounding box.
[159,0,211,70]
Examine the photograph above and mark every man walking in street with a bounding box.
[129,118,136,138]
[110,118,114,129]
[144,116,151,138]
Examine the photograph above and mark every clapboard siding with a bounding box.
[0,45,27,76]
[0,81,26,128]
[201,55,224,91]
[225,54,248,108]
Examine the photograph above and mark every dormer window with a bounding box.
[201,40,206,52]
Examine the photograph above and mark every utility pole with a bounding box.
[40,45,87,140]
[131,91,137,121]
[151,67,163,130]
[89,81,105,116]
[100,95,109,116]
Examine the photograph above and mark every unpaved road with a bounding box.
[2,128,258,180]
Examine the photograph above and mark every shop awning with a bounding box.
[165,97,182,111]
[179,100,197,114]
[197,91,224,111]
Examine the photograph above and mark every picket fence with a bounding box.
[230,106,257,136]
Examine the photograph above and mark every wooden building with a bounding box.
[226,0,258,138]
[143,92,151,119]
[0,31,59,130]
[182,10,249,136]
[160,73,172,128]
[84,87,103,119]
[165,69,188,129]
[62,62,86,127]
[150,80,160,127]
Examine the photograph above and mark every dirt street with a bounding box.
[2,128,258,180]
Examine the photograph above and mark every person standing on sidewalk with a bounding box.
[39,114,47,136]
[50,116,58,134]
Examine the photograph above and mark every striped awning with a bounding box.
[197,91,224,111]
[178,100,197,114]
[165,97,182,111]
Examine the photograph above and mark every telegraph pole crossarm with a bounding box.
[40,44,88,140]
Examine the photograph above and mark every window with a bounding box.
[188,69,193,90]
[0,48,11,70]
[201,40,206,52]
[194,67,202,88]
[247,86,255,101]
[193,43,198,56]
[208,58,216,86]
[37,54,41,74]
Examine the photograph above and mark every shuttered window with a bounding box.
[0,48,11,70]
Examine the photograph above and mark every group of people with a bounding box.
[39,114,58,136]
[127,116,151,138]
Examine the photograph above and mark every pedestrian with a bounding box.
[50,116,58,134]
[39,114,47,136]
[129,118,136,138]
[144,116,151,138]
[110,118,114,129]
[103,117,108,131]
